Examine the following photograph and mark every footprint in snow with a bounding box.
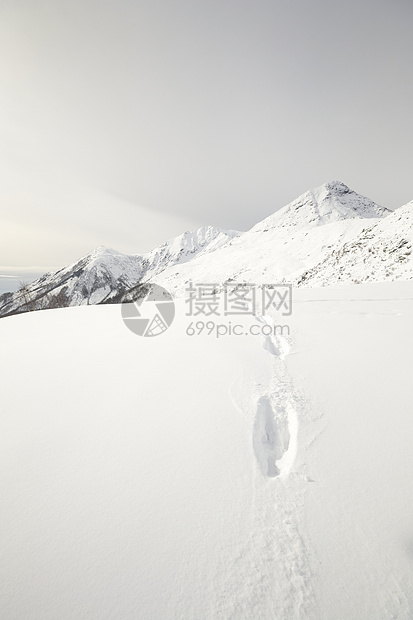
[253,396,290,478]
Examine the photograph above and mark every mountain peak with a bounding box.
[88,246,124,260]
[320,180,351,194]
[251,181,390,233]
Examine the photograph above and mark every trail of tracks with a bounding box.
[213,316,315,619]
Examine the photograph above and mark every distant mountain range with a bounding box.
[0,227,237,316]
[1,181,412,317]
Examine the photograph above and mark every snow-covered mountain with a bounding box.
[0,226,238,316]
[297,200,413,286]
[250,180,388,232]
[152,181,390,295]
[0,180,404,316]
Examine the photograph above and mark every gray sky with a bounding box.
[1,0,412,269]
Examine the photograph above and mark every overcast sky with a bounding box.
[1,0,412,269]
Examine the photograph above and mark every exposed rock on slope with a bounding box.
[297,201,413,286]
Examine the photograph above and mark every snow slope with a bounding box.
[1,282,412,618]
[0,302,312,619]
[288,283,413,618]
[297,200,413,286]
